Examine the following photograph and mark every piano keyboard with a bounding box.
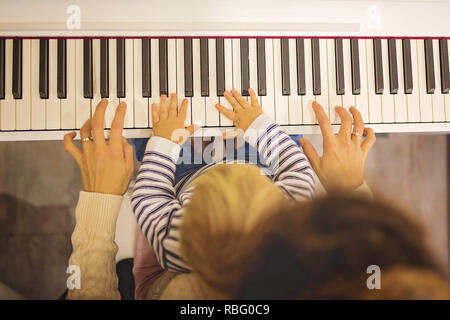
[0,37,449,141]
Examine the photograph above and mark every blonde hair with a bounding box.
[179,163,286,297]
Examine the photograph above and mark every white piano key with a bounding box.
[16,39,31,130]
[46,39,60,129]
[395,39,408,123]
[61,39,76,129]
[120,39,134,128]
[220,38,233,127]
[261,38,275,121]
[104,39,119,129]
[432,39,445,122]
[445,39,450,122]
[248,39,259,104]
[288,38,302,125]
[302,38,316,124]
[381,39,395,123]
[416,39,433,122]
[150,38,160,118]
[168,39,177,95]
[316,38,329,123]
[407,40,421,122]
[176,39,191,127]
[205,38,219,127]
[327,39,341,124]
[1,39,15,130]
[355,39,370,123]
[342,39,356,108]
[31,39,45,130]
[232,39,241,95]
[273,38,289,125]
[75,39,91,129]
[133,39,149,128]
[192,38,205,127]
[92,39,102,113]
[366,39,382,123]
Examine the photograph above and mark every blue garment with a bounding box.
[132,134,303,185]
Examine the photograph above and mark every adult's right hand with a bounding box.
[64,99,134,196]
[299,102,376,193]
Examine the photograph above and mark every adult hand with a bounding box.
[64,99,134,196]
[152,93,197,144]
[215,88,263,133]
[299,102,376,193]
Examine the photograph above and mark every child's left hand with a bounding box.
[152,93,197,144]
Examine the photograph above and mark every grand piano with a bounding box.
[0,0,449,141]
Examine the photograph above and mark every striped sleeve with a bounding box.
[131,136,191,273]
[245,114,315,200]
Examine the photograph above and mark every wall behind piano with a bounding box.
[0,134,447,299]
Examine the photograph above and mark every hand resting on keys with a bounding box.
[299,102,376,193]
[63,99,134,196]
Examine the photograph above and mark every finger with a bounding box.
[168,93,178,118]
[298,138,321,173]
[335,106,353,138]
[92,98,108,146]
[349,106,364,142]
[248,88,260,107]
[159,95,169,119]
[215,104,236,121]
[110,102,127,148]
[311,101,334,140]
[151,103,159,125]
[361,127,376,155]
[185,124,199,136]
[224,90,242,112]
[64,132,83,164]
[80,118,92,139]
[231,89,250,108]
[222,129,244,140]
[177,98,189,121]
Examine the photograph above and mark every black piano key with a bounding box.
[200,38,209,97]
[83,38,93,99]
[335,38,345,95]
[240,38,250,96]
[439,39,450,94]
[296,38,306,95]
[39,39,49,99]
[216,38,225,96]
[100,39,109,98]
[12,39,22,99]
[184,39,193,97]
[57,39,67,99]
[141,38,151,98]
[0,39,4,99]
[424,39,435,94]
[256,38,266,96]
[311,38,321,95]
[402,39,413,94]
[159,39,168,96]
[116,38,126,98]
[373,39,383,94]
[350,39,360,95]
[281,38,290,95]
[388,39,399,94]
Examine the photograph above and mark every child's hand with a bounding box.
[299,102,376,193]
[215,88,263,132]
[152,93,197,144]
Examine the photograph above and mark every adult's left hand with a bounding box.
[64,99,134,196]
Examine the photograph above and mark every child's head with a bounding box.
[180,163,286,297]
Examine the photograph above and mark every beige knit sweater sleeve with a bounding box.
[67,191,123,300]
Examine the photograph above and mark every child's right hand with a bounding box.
[215,88,263,132]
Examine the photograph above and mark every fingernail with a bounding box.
[172,93,177,98]
[161,94,167,99]
[224,91,229,96]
